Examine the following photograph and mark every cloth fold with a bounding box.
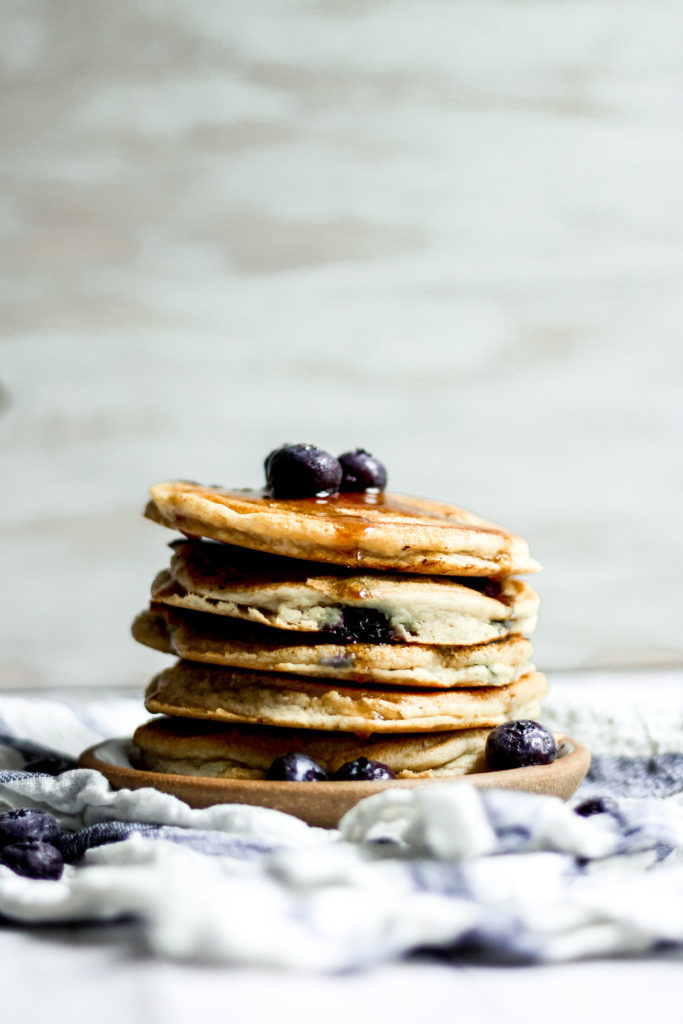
[0,681,683,968]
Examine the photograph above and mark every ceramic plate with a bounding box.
[79,736,590,829]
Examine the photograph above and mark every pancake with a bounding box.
[144,662,548,734]
[133,605,535,688]
[132,716,493,779]
[151,539,539,645]
[145,482,541,577]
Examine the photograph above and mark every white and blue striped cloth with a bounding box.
[0,679,682,969]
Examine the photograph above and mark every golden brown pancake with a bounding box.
[144,661,548,734]
[145,482,541,577]
[133,605,534,688]
[132,716,494,779]
[150,539,539,645]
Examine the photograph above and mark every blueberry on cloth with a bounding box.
[1,840,64,880]
[485,720,556,771]
[265,445,343,499]
[0,808,61,849]
[574,796,620,818]
[266,753,328,782]
[338,449,387,492]
[332,757,396,781]
[23,755,76,776]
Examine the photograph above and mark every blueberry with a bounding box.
[338,449,387,492]
[266,753,328,782]
[0,808,61,849]
[263,448,278,479]
[332,757,396,781]
[0,840,64,880]
[327,607,394,644]
[265,445,343,499]
[455,577,504,600]
[485,720,556,771]
[23,756,76,776]
[574,796,620,818]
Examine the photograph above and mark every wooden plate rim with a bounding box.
[79,735,591,799]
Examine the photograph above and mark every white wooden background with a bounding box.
[2,1,683,690]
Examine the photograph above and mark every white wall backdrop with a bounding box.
[2,1,683,689]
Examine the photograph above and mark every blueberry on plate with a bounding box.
[0,808,61,849]
[574,796,620,818]
[266,753,328,782]
[265,445,343,499]
[0,840,64,881]
[338,449,387,492]
[485,720,556,771]
[332,757,396,781]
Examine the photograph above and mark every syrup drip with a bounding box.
[184,486,509,538]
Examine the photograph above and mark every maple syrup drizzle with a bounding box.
[180,485,510,541]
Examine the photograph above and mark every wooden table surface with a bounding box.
[2,1,683,692]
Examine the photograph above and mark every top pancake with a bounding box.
[146,482,541,577]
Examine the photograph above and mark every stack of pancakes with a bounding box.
[131,481,546,779]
